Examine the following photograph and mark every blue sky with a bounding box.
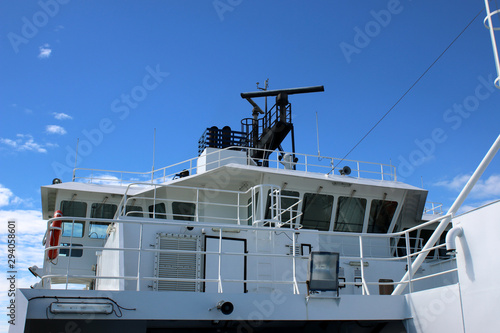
[1,0,500,328]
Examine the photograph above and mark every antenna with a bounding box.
[257,78,269,112]
[151,128,156,183]
[72,138,79,181]
[316,112,321,159]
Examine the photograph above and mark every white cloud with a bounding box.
[46,125,67,135]
[434,173,500,199]
[0,184,19,207]
[434,174,470,192]
[0,209,46,236]
[0,134,48,153]
[0,184,31,208]
[52,112,72,120]
[458,199,499,215]
[38,43,52,59]
[76,173,121,185]
[0,209,46,300]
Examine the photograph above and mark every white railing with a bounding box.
[72,146,397,185]
[424,201,444,215]
[42,210,457,295]
[114,183,301,229]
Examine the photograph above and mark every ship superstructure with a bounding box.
[11,85,500,333]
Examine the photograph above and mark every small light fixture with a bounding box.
[308,252,340,294]
[52,178,62,184]
[28,265,41,278]
[49,302,113,314]
[216,301,234,315]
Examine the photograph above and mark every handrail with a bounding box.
[72,146,397,185]
[42,209,457,295]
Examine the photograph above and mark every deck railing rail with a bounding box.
[72,146,397,185]
[42,209,456,295]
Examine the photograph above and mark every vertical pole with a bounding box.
[136,223,144,291]
[151,128,156,183]
[218,228,223,293]
[484,0,500,88]
[359,235,370,295]
[292,231,299,294]
[72,138,79,182]
[405,232,413,293]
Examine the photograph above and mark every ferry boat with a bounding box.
[11,4,500,333]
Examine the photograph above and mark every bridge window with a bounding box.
[149,203,167,219]
[247,195,258,225]
[301,193,334,231]
[60,201,87,238]
[334,197,367,233]
[125,205,143,217]
[280,190,300,224]
[265,190,300,224]
[368,200,398,233]
[172,202,196,221]
[90,203,117,239]
[59,243,83,257]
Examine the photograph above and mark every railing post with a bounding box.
[237,193,240,225]
[196,189,199,222]
[405,232,413,293]
[65,219,75,290]
[136,222,144,291]
[218,228,223,293]
[358,235,370,295]
[292,230,299,294]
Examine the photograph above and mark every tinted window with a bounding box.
[90,203,117,239]
[265,190,300,224]
[300,193,334,231]
[334,197,367,233]
[280,190,300,224]
[60,201,87,238]
[91,203,117,219]
[172,202,195,221]
[247,195,259,225]
[149,203,167,219]
[368,200,398,233]
[61,222,84,238]
[59,243,83,257]
[61,201,87,217]
[125,205,143,217]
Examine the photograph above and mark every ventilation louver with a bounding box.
[154,233,202,292]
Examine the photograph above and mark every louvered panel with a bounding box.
[154,234,201,292]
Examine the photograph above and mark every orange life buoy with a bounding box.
[47,210,63,260]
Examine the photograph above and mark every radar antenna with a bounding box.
[240,85,325,167]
